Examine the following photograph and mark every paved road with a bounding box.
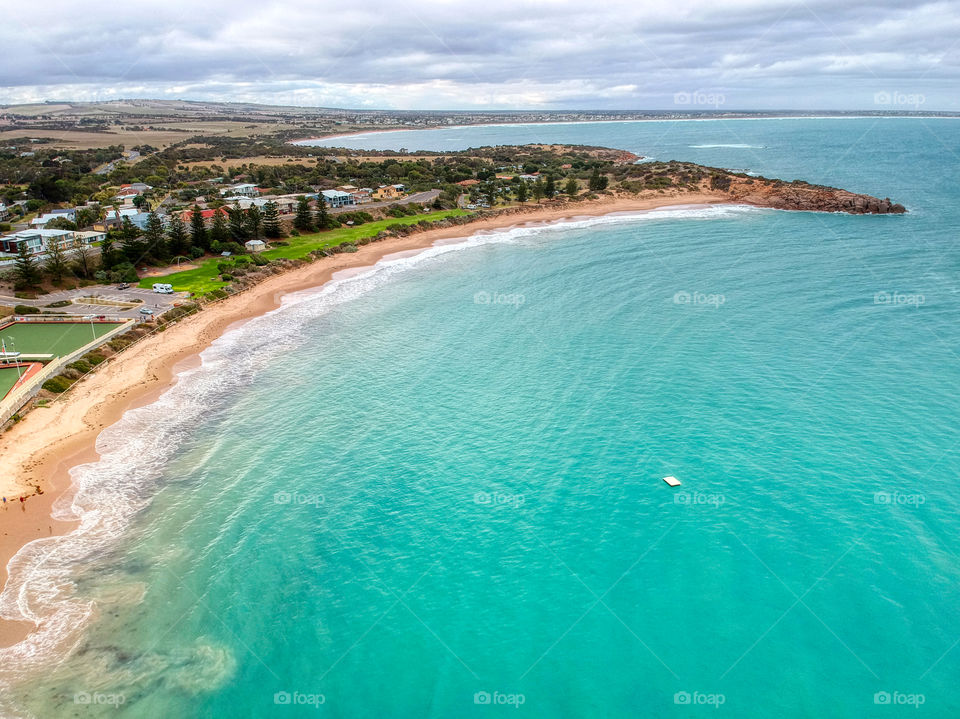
[0,285,189,319]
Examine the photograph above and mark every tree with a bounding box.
[167,214,190,258]
[588,168,609,192]
[132,194,149,210]
[189,205,209,250]
[46,217,77,231]
[263,201,283,238]
[72,242,97,279]
[532,178,545,203]
[246,205,263,240]
[515,181,529,204]
[293,196,314,232]
[44,238,70,284]
[544,174,556,198]
[316,196,333,230]
[13,243,41,288]
[74,207,97,229]
[210,209,230,245]
[120,217,149,265]
[565,178,579,196]
[143,211,167,261]
[228,206,250,242]
[482,182,497,207]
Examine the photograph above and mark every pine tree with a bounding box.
[588,168,608,192]
[167,214,189,257]
[210,209,230,246]
[44,238,70,284]
[565,177,579,196]
[516,181,529,204]
[190,205,209,250]
[246,206,263,240]
[316,196,332,230]
[13,242,41,288]
[228,206,250,242]
[544,174,556,198]
[143,211,167,261]
[293,196,314,232]
[121,217,149,265]
[263,201,283,238]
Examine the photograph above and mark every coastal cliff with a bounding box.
[610,157,906,214]
[721,175,906,214]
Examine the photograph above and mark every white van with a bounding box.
[152,283,174,294]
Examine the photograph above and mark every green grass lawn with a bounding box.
[0,321,122,357]
[138,209,471,295]
[0,367,22,398]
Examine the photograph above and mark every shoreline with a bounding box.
[0,191,729,647]
[290,114,960,145]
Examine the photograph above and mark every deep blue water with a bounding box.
[3,118,960,717]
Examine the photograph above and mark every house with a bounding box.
[245,239,266,253]
[76,230,107,245]
[350,189,372,204]
[31,209,77,228]
[335,184,358,193]
[0,204,9,221]
[96,208,152,231]
[220,183,259,198]
[178,207,230,226]
[518,173,540,181]
[372,184,403,201]
[0,229,82,255]
[320,190,355,208]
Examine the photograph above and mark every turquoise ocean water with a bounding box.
[2,118,960,717]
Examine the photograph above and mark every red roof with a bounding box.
[180,207,230,223]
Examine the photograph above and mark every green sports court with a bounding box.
[0,320,124,358]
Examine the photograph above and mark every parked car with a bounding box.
[116,283,130,290]
[138,307,154,316]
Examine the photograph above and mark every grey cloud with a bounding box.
[1,0,958,109]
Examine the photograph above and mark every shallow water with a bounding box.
[3,118,960,717]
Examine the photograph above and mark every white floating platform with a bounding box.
[662,476,681,487]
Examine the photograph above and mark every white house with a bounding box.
[320,189,355,208]
[31,209,77,228]
[0,203,10,221]
[245,239,266,253]
[0,229,78,255]
[220,183,259,198]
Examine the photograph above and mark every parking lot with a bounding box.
[0,285,190,319]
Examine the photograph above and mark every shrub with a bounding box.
[83,352,106,365]
[42,376,74,393]
[14,304,40,314]
[46,300,72,308]
[189,246,204,259]
[220,273,234,281]
[340,243,358,253]
[67,360,93,373]
[251,253,268,266]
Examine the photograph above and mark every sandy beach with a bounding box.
[0,191,729,647]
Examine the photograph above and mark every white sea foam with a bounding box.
[0,202,766,708]
[688,143,766,149]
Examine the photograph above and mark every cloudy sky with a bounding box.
[1,0,958,111]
